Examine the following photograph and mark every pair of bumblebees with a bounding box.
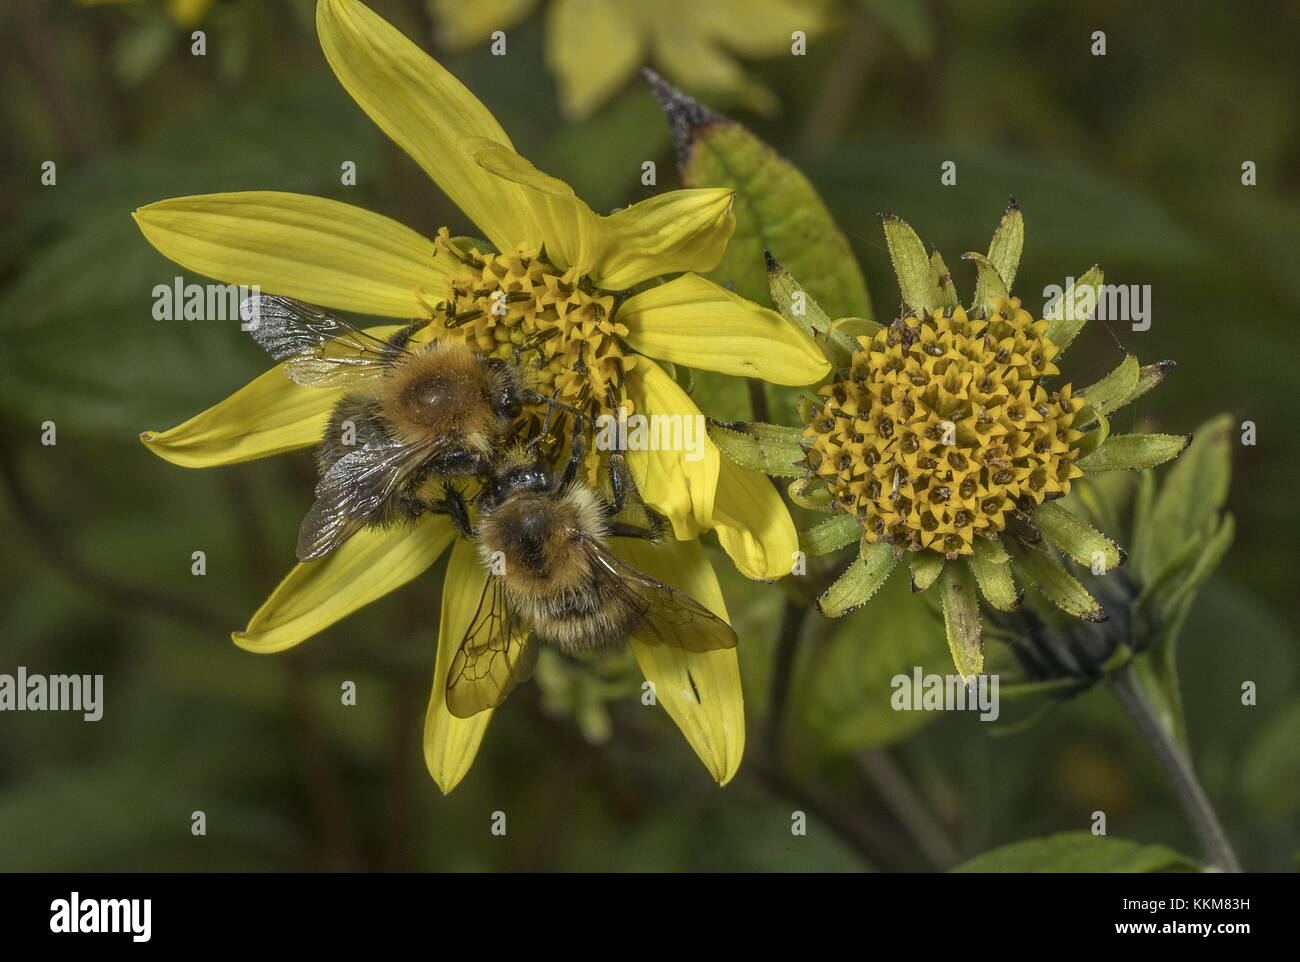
[243,295,736,717]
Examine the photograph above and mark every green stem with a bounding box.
[1106,663,1241,872]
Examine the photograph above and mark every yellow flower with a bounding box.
[133,0,828,790]
[430,0,828,118]
[757,205,1187,681]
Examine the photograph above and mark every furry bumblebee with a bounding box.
[440,442,737,717]
[244,294,535,561]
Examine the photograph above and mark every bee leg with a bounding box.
[429,486,475,537]
[525,387,563,455]
[558,429,587,488]
[605,451,668,540]
[384,318,432,354]
[606,521,663,541]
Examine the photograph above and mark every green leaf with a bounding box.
[707,419,807,477]
[1077,433,1191,473]
[1032,501,1123,572]
[1074,409,1109,459]
[1006,540,1106,621]
[765,255,859,367]
[952,833,1198,873]
[651,75,871,320]
[910,550,945,592]
[1043,266,1103,353]
[818,541,898,617]
[881,214,941,316]
[830,315,883,343]
[966,550,1019,611]
[963,250,1008,318]
[788,476,833,512]
[985,199,1025,293]
[972,534,1009,564]
[1143,414,1233,581]
[802,513,863,556]
[929,250,958,309]
[1078,353,1139,419]
[938,562,983,679]
[1126,359,1177,408]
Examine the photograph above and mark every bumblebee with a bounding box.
[243,294,539,561]
[440,443,738,718]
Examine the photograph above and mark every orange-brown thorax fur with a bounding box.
[379,340,509,453]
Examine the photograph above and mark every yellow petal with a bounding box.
[430,0,537,50]
[463,137,602,273]
[596,190,736,290]
[619,274,831,385]
[710,458,799,581]
[317,0,537,250]
[424,538,496,793]
[698,0,825,57]
[617,537,744,784]
[622,360,719,539]
[234,515,455,654]
[139,324,400,467]
[544,0,645,119]
[133,192,448,317]
[647,15,746,93]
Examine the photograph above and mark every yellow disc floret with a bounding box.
[422,230,637,471]
[803,298,1085,558]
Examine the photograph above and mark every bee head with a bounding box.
[482,448,551,506]
[483,357,525,420]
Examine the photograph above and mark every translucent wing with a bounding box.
[296,436,439,561]
[578,537,738,652]
[445,575,538,718]
[242,294,406,388]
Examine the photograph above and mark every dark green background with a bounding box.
[1,0,1295,871]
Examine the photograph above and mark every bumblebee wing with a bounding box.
[295,436,437,561]
[577,537,738,652]
[243,294,406,388]
[445,575,538,718]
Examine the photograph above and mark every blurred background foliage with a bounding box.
[0,0,1296,871]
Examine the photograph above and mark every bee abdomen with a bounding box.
[318,395,389,473]
[527,585,641,655]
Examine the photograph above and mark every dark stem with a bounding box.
[746,378,770,425]
[1106,663,1242,873]
[749,754,927,872]
[857,748,961,870]
[764,597,807,759]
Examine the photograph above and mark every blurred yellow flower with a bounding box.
[430,0,828,118]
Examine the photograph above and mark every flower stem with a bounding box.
[764,597,811,759]
[1106,663,1242,872]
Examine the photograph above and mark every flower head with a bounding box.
[133,0,829,790]
[805,297,1084,557]
[744,204,1188,679]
